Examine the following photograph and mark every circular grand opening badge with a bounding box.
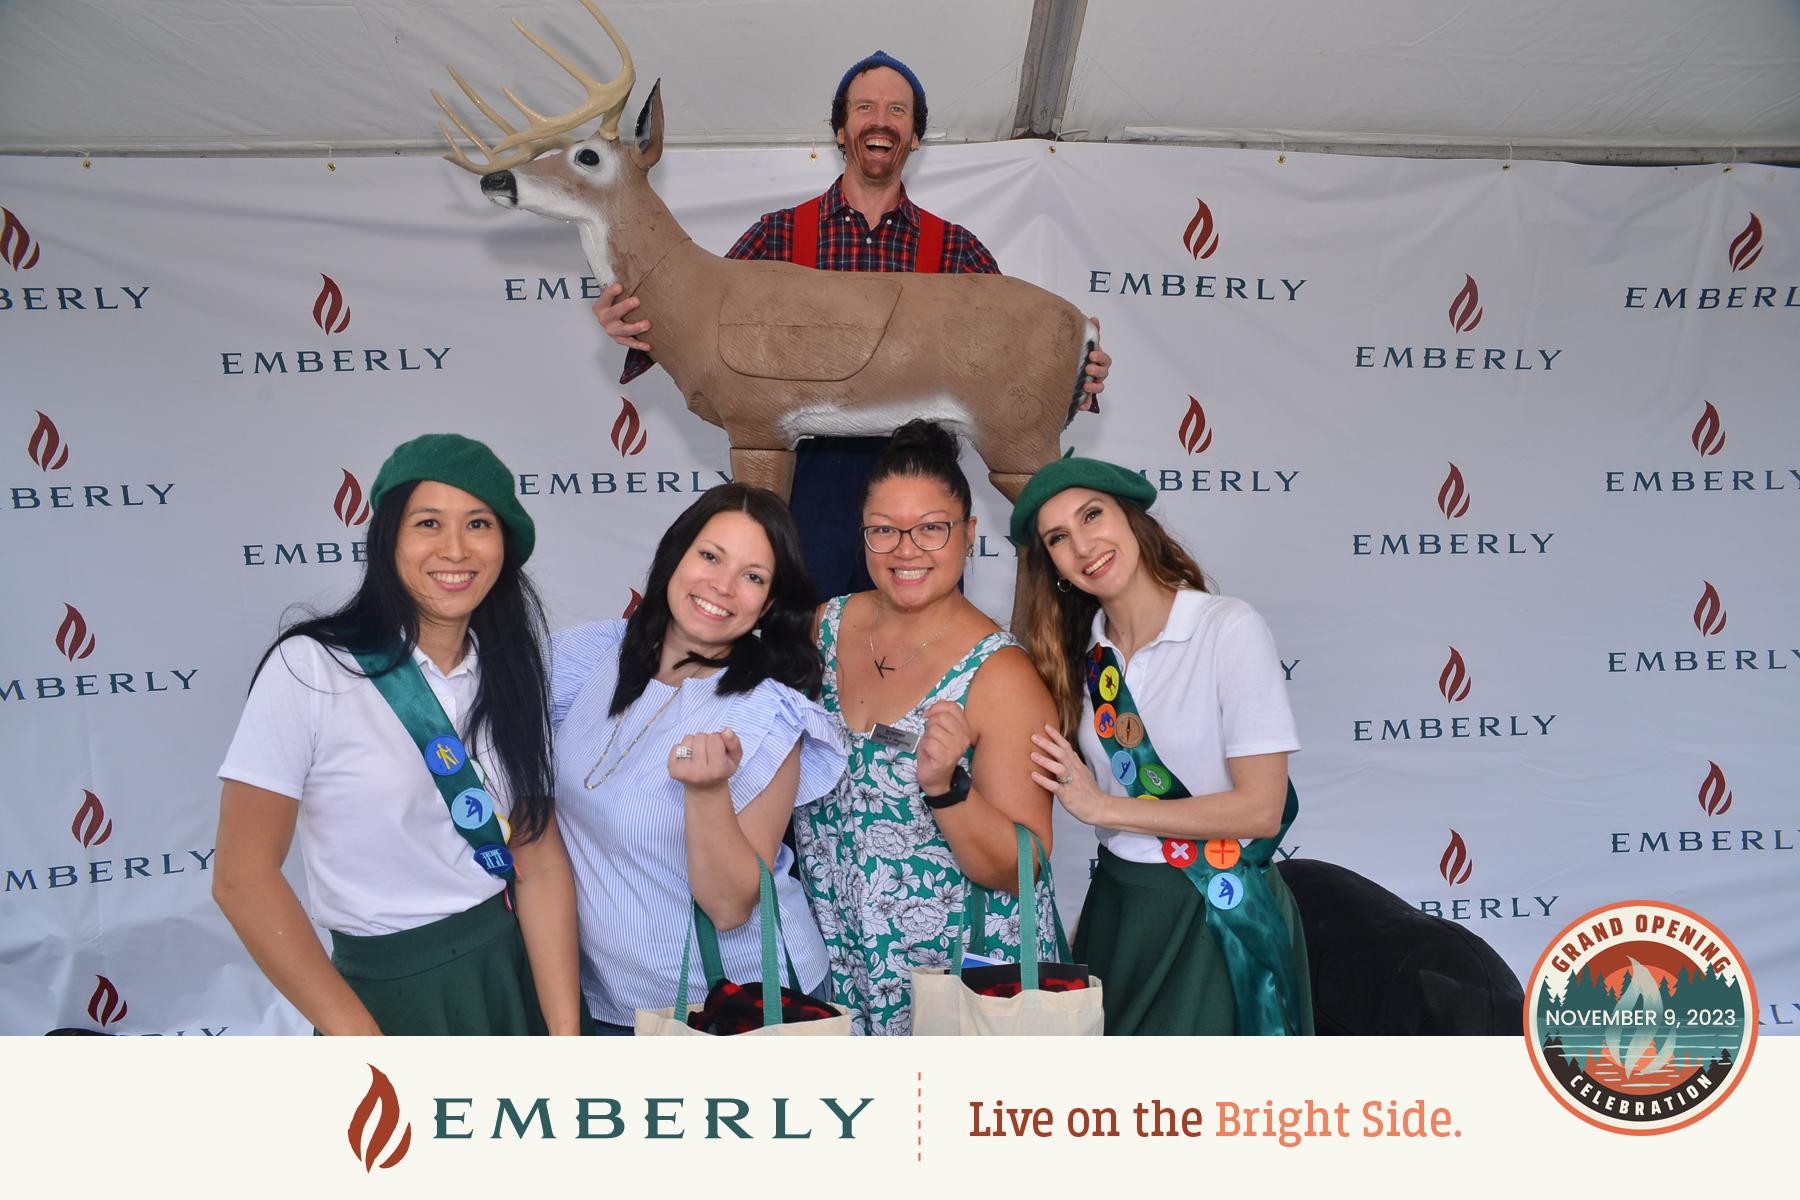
[1524,901,1756,1135]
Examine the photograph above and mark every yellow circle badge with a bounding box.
[1524,901,1756,1135]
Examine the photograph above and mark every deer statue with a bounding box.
[433,0,1095,505]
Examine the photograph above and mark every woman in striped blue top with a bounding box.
[550,484,846,1032]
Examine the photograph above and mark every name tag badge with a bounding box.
[869,722,920,754]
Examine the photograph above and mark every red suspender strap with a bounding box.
[791,195,823,269]
[914,208,946,273]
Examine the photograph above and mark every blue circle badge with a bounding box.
[424,734,467,777]
[452,788,494,830]
[1207,872,1245,911]
[473,843,514,877]
[1110,750,1137,787]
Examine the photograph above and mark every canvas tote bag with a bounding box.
[635,858,852,1037]
[911,826,1104,1035]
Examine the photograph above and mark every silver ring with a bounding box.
[1060,773,1072,785]
[674,745,694,760]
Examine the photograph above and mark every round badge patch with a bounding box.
[1140,763,1171,796]
[424,734,467,777]
[1206,872,1245,910]
[1161,838,1198,869]
[1093,704,1117,739]
[1097,665,1121,702]
[472,843,514,877]
[451,787,494,830]
[1109,750,1137,788]
[1524,900,1756,1135]
[1086,657,1102,689]
[1204,838,1243,870]
[1113,712,1145,749]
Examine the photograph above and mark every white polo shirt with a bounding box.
[1076,590,1300,864]
[218,636,507,936]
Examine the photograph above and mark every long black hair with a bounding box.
[610,483,823,715]
[254,479,557,843]
[861,418,972,517]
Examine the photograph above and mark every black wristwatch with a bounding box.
[923,764,972,810]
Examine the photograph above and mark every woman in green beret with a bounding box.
[214,433,584,1035]
[1011,456,1313,1036]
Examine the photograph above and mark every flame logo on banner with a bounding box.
[1727,213,1763,273]
[333,469,372,527]
[1698,761,1733,817]
[311,274,351,335]
[1689,402,1726,457]
[611,396,648,456]
[1447,275,1483,333]
[1437,646,1471,703]
[72,790,113,848]
[1177,396,1213,455]
[1,206,41,270]
[1181,199,1220,260]
[1692,581,1727,636]
[86,975,127,1027]
[348,1065,413,1172]
[55,604,96,661]
[1439,830,1473,886]
[623,588,643,618]
[1436,463,1470,518]
[27,410,69,471]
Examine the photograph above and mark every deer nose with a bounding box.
[481,171,518,206]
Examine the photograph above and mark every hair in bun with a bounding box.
[861,419,973,517]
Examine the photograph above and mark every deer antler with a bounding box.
[434,0,637,174]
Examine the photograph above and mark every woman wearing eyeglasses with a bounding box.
[793,420,1059,1035]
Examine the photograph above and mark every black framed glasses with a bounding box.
[861,519,966,554]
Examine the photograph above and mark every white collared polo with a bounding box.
[218,636,507,936]
[1076,589,1300,864]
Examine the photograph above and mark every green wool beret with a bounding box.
[1009,454,1157,546]
[370,433,536,564]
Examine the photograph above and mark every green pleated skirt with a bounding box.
[1074,847,1315,1036]
[328,890,547,1036]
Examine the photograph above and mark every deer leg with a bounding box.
[987,471,1034,504]
[730,447,797,500]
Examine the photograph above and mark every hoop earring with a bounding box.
[1055,577,1071,592]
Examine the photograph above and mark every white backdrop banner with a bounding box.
[1,142,1794,1035]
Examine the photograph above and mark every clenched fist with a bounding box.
[915,700,974,797]
[669,728,742,788]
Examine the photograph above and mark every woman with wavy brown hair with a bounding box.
[1012,456,1313,1036]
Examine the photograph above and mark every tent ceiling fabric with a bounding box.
[0,0,1796,156]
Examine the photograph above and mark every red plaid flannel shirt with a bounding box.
[619,177,1000,384]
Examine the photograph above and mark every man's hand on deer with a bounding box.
[593,283,653,352]
[1077,315,1110,412]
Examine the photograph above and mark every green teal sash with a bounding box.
[352,645,515,883]
[1086,642,1302,1035]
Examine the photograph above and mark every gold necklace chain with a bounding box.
[583,678,686,790]
[868,600,954,681]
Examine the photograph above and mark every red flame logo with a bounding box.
[1698,761,1733,818]
[86,975,127,1027]
[1728,213,1763,273]
[1692,581,1727,636]
[1436,462,1470,519]
[27,410,69,471]
[333,469,372,527]
[1177,396,1213,455]
[2,206,41,270]
[1437,646,1471,703]
[348,1065,413,1172]
[623,588,643,618]
[611,396,648,456]
[311,274,351,335]
[1447,275,1483,333]
[1690,402,1726,457]
[55,604,96,661]
[1438,830,1473,886]
[1181,199,1220,260]
[72,790,113,848]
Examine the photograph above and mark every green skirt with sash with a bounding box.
[328,890,547,1036]
[1076,846,1314,1036]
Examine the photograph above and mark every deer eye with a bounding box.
[575,148,600,167]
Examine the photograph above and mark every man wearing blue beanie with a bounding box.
[596,50,1112,595]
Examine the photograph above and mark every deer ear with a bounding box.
[630,79,664,169]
